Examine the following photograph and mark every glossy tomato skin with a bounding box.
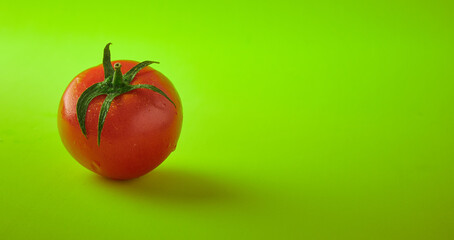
[58,60,182,180]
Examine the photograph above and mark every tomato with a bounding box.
[57,44,182,180]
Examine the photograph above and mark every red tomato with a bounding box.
[58,45,182,180]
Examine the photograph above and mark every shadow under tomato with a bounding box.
[91,168,240,205]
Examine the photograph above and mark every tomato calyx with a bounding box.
[76,43,176,146]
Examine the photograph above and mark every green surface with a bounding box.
[1,0,453,239]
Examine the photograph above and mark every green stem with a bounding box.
[112,63,124,87]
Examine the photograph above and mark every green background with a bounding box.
[1,0,453,239]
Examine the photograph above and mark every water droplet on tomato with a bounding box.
[168,142,177,151]
[90,161,101,173]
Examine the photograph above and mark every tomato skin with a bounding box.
[58,60,182,180]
